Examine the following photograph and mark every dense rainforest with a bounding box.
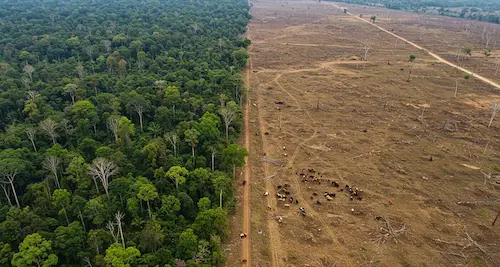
[337,0,500,24]
[0,0,250,265]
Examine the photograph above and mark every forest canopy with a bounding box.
[0,0,250,266]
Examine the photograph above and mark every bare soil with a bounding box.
[241,0,500,266]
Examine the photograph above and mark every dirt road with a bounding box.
[328,2,500,90]
[241,34,252,267]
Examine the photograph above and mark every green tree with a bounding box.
[165,166,188,192]
[51,189,71,225]
[221,144,248,178]
[54,222,85,263]
[139,219,164,252]
[104,243,141,267]
[118,116,135,144]
[72,100,99,135]
[87,228,111,255]
[184,128,200,158]
[176,228,198,260]
[11,233,58,267]
[197,197,211,211]
[462,46,473,57]
[159,195,181,218]
[136,178,159,218]
[0,242,13,266]
[192,208,229,240]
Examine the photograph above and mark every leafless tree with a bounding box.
[39,118,58,145]
[0,183,13,206]
[106,221,119,243]
[43,156,61,188]
[362,43,371,61]
[26,128,37,152]
[164,132,178,157]
[107,115,120,141]
[88,158,119,200]
[488,103,500,127]
[83,257,93,267]
[211,148,216,171]
[134,103,145,131]
[64,83,78,105]
[115,211,125,249]
[0,170,20,208]
[220,107,237,142]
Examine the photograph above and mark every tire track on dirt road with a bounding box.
[246,30,284,267]
[241,39,252,267]
[327,2,500,90]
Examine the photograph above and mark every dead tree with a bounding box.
[164,132,178,157]
[115,211,125,249]
[480,171,492,185]
[211,148,216,171]
[106,221,119,243]
[107,116,120,141]
[488,103,500,127]
[43,156,61,188]
[454,80,459,98]
[39,118,58,145]
[362,43,371,61]
[26,128,37,152]
[1,170,21,208]
[88,158,119,200]
[0,184,13,206]
[220,107,237,142]
[134,103,145,131]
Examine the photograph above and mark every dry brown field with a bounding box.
[226,0,500,266]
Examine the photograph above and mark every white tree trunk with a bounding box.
[1,184,12,206]
[9,180,20,208]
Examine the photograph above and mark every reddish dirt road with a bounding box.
[328,2,500,90]
[241,35,252,267]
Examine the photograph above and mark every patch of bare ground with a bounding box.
[245,0,500,266]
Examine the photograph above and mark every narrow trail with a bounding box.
[328,2,500,90]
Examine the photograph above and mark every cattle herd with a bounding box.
[269,168,364,222]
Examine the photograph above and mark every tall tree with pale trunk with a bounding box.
[88,158,119,200]
[39,118,58,145]
[43,156,61,189]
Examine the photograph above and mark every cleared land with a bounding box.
[241,0,500,266]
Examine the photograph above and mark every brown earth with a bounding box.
[230,0,500,266]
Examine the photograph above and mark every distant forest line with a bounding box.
[336,0,500,24]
